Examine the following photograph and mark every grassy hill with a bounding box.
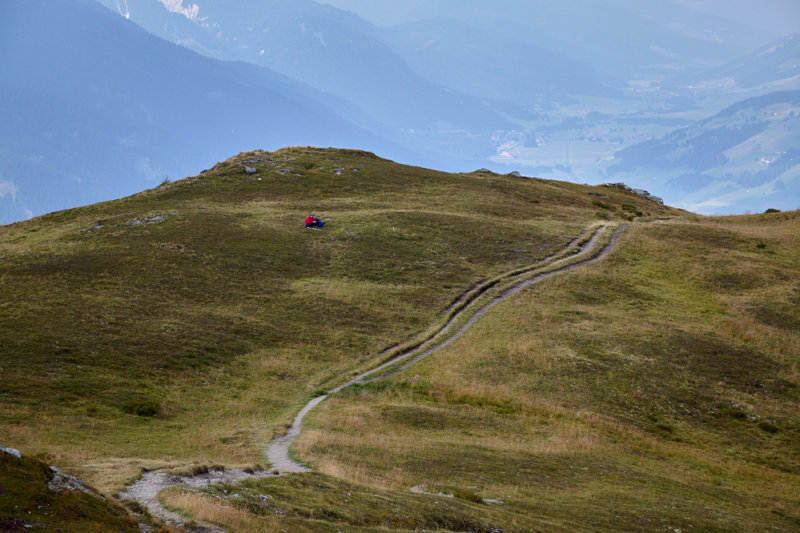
[4,147,798,531]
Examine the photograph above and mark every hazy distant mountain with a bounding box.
[379,17,622,105]
[0,0,402,224]
[320,0,769,79]
[607,90,800,214]
[676,34,800,96]
[94,0,511,135]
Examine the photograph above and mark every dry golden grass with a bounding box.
[160,489,280,532]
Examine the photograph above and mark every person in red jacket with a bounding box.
[304,213,324,228]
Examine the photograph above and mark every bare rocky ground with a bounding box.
[120,467,277,532]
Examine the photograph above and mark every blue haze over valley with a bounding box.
[1,0,798,224]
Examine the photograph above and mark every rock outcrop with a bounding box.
[0,446,21,458]
[602,182,663,204]
[2,446,93,495]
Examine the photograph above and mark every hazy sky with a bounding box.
[673,0,800,36]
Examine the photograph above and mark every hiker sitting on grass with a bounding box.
[304,213,324,228]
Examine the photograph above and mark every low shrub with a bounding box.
[621,204,644,216]
[121,399,161,417]
[758,420,779,433]
[721,406,748,420]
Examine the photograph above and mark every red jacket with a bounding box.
[304,215,316,225]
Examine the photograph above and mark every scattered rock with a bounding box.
[333,169,345,176]
[81,224,105,234]
[508,171,522,178]
[127,215,169,227]
[242,165,257,175]
[410,485,454,498]
[0,446,21,458]
[351,167,360,172]
[475,168,493,174]
[602,183,663,204]
[0,518,46,532]
[48,466,94,495]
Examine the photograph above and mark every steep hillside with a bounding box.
[320,0,769,77]
[94,0,511,133]
[380,17,621,104]
[608,90,800,213]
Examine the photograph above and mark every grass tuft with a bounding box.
[121,399,161,417]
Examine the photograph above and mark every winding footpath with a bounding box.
[121,223,627,530]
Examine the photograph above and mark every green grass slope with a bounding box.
[283,211,799,531]
[0,147,679,500]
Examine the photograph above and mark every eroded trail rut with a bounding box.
[122,224,627,530]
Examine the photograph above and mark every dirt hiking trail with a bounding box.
[122,223,627,530]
